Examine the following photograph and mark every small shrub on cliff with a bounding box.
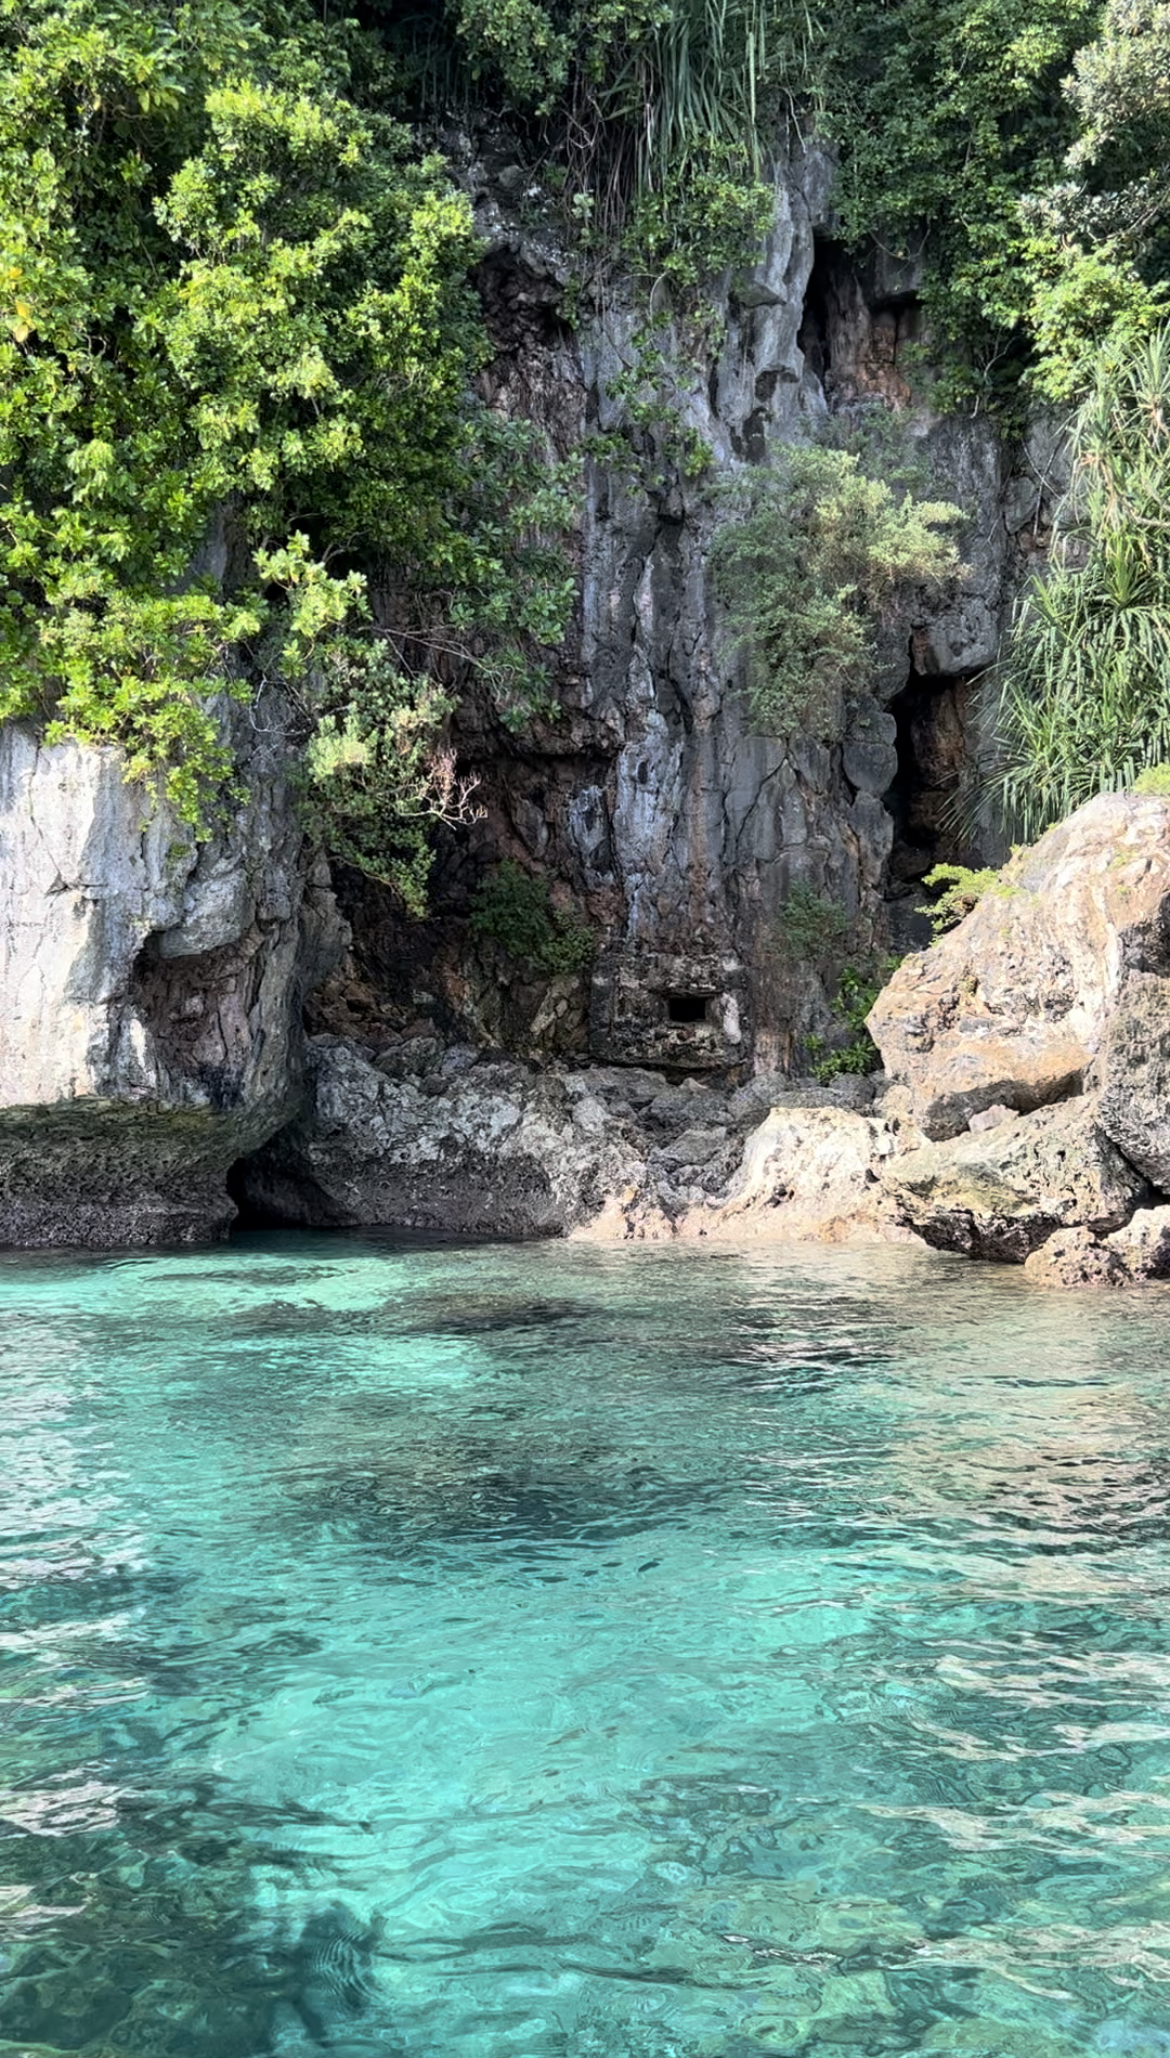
[806,961,897,1081]
[299,642,483,916]
[919,862,1000,937]
[772,883,850,964]
[711,444,965,740]
[469,860,594,976]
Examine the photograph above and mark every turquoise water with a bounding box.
[3,1238,1170,2058]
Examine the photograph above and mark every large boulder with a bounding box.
[714,1104,899,1241]
[868,793,1170,1138]
[237,1038,647,1237]
[0,717,344,1246]
[881,1094,1148,1261]
[1021,1226,1132,1289]
[1024,1203,1170,1288]
[1097,970,1170,1193]
[580,1104,906,1244]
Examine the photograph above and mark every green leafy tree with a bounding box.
[298,639,484,914]
[0,0,571,855]
[825,0,1098,411]
[711,443,964,739]
[1026,0,1170,396]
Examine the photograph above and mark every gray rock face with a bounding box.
[424,140,1038,1075]
[0,715,345,1246]
[652,1126,729,1167]
[238,1035,912,1246]
[1097,971,1170,1193]
[237,1039,646,1238]
[882,1095,1148,1262]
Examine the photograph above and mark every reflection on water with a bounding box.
[2,1235,1170,2055]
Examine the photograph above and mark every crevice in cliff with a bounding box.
[885,669,980,879]
[883,666,987,946]
[797,236,924,409]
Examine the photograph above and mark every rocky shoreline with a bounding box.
[3,742,1169,1287]
[232,789,1170,1288]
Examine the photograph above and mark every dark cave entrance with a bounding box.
[883,668,989,949]
[226,1141,346,1231]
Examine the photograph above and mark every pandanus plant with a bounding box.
[990,322,1170,836]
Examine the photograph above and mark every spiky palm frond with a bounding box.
[988,322,1170,837]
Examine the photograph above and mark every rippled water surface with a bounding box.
[4,1235,1170,2056]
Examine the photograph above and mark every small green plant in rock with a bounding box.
[1132,764,1170,795]
[622,139,775,295]
[806,960,899,1081]
[600,319,716,489]
[919,862,1001,937]
[469,860,595,976]
[772,883,850,964]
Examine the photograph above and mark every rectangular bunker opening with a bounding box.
[589,950,748,1071]
[666,992,710,1025]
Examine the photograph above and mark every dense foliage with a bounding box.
[386,0,1170,408]
[0,0,570,890]
[828,0,1100,410]
[9,0,1170,899]
[379,0,811,287]
[990,325,1170,836]
[828,0,1170,404]
[468,859,594,973]
[1026,0,1170,397]
[711,443,964,738]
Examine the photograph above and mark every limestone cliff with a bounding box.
[0,140,1054,1247]
[317,133,1057,1077]
[0,709,345,1245]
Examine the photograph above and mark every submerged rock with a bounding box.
[869,793,1170,1139]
